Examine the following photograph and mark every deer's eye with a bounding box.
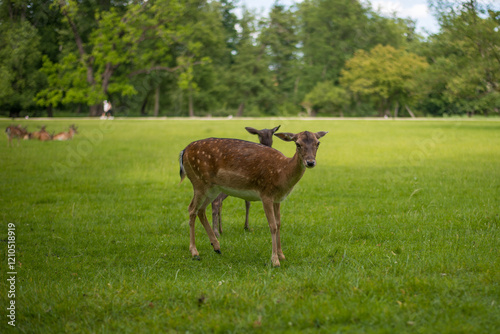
[317,142,321,147]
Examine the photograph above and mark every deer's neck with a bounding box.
[283,150,306,189]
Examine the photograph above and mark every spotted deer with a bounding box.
[179,130,328,267]
[5,125,29,147]
[53,124,78,141]
[211,125,281,238]
[32,126,52,141]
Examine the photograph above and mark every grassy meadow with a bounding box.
[1,118,499,333]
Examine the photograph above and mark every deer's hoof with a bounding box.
[192,255,201,261]
[214,249,222,255]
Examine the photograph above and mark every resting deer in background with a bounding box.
[5,125,29,147]
[212,125,281,238]
[53,124,78,141]
[179,130,328,267]
[32,126,52,141]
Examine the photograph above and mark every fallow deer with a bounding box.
[179,130,328,267]
[53,124,78,141]
[212,125,281,238]
[5,125,29,147]
[32,126,52,141]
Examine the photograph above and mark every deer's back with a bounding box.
[183,138,289,187]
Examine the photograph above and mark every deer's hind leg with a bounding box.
[188,192,203,260]
[188,188,221,260]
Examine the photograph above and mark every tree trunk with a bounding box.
[294,76,300,95]
[140,93,149,115]
[102,62,116,97]
[237,102,245,117]
[394,101,399,118]
[154,86,160,117]
[188,88,194,117]
[47,106,53,117]
[89,104,100,117]
[405,105,416,118]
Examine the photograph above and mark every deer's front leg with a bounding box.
[274,202,285,261]
[262,199,280,267]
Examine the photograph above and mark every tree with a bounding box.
[296,0,414,105]
[36,0,223,116]
[36,1,144,115]
[423,0,500,116]
[0,0,51,117]
[0,21,44,117]
[302,81,348,116]
[340,44,428,117]
[226,9,276,116]
[259,3,300,114]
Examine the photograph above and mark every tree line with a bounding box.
[0,0,498,118]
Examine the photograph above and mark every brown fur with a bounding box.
[5,125,29,147]
[32,126,52,141]
[53,124,78,141]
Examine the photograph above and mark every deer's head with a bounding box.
[275,131,328,168]
[245,125,281,147]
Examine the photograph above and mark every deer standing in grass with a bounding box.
[32,126,52,141]
[212,125,281,238]
[53,124,78,141]
[179,130,328,267]
[5,125,29,147]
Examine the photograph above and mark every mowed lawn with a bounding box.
[1,118,499,333]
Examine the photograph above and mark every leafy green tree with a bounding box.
[259,3,300,114]
[296,0,414,105]
[302,81,348,116]
[225,9,276,116]
[37,0,223,116]
[423,0,500,116]
[36,1,139,115]
[0,1,49,116]
[340,44,428,117]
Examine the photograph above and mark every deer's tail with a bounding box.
[179,149,186,183]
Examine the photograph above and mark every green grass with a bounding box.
[1,118,499,333]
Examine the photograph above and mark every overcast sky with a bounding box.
[239,0,439,35]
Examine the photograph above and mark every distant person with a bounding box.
[103,100,113,119]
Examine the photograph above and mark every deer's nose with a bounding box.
[306,160,316,168]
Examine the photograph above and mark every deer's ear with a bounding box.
[275,132,296,142]
[315,131,328,139]
[271,125,281,134]
[245,127,259,135]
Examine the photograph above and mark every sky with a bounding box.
[239,0,440,35]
